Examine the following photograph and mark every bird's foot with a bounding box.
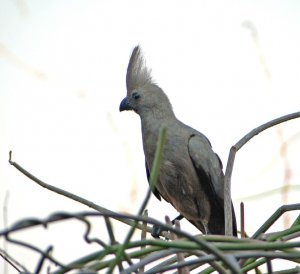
[151,224,165,239]
[151,224,173,240]
[151,214,184,239]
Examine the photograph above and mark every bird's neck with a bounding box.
[140,110,176,163]
[140,106,176,122]
[140,109,176,134]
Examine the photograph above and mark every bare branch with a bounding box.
[240,202,245,238]
[224,111,300,236]
[0,248,28,273]
[165,216,189,274]
[139,210,148,273]
[8,151,145,231]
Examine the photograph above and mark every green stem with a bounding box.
[107,126,166,273]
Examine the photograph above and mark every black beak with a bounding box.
[119,97,133,112]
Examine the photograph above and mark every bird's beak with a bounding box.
[119,97,133,112]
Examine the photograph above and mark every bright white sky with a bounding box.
[1,0,300,272]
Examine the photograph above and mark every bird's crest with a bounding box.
[126,46,153,94]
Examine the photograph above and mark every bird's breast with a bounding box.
[142,126,211,222]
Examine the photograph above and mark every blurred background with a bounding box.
[0,0,300,272]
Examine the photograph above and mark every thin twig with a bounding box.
[266,258,273,274]
[224,111,300,235]
[8,151,146,232]
[0,248,28,273]
[241,202,245,238]
[166,216,189,274]
[281,231,300,241]
[104,217,116,245]
[35,246,53,274]
[139,209,148,274]
[5,234,68,270]
[252,203,300,239]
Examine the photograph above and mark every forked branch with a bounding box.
[224,111,300,235]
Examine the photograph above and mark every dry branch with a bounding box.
[224,111,300,235]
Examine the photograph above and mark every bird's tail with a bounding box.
[189,203,237,236]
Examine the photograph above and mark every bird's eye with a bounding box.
[132,92,140,100]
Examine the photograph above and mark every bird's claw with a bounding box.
[151,224,164,238]
[151,214,184,239]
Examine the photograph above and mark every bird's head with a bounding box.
[119,46,174,119]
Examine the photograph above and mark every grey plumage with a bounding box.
[120,46,237,236]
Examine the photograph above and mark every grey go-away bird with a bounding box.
[119,46,237,237]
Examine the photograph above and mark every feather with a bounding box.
[126,45,153,94]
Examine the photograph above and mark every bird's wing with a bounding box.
[188,134,237,236]
[145,161,161,200]
[188,134,224,206]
